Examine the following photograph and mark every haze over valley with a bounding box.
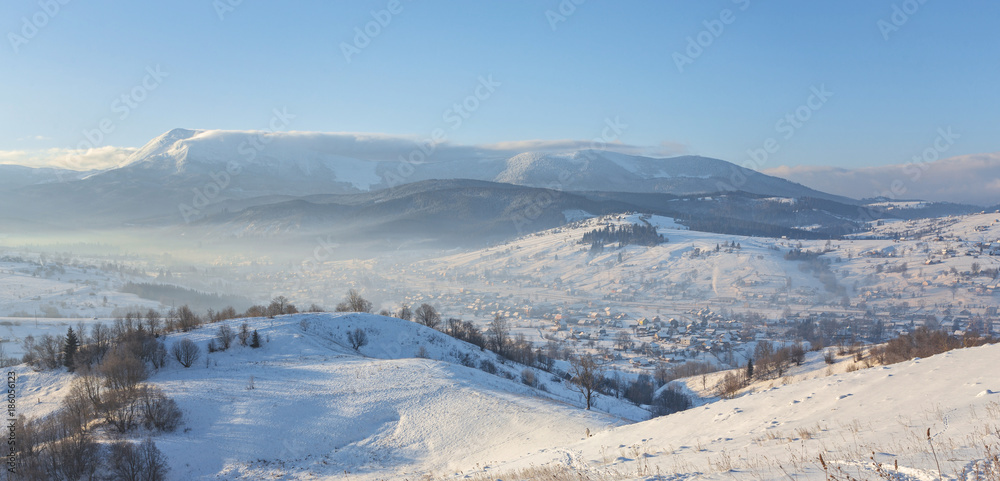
[2,2,999,480]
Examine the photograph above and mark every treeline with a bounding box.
[717,341,806,399]
[677,215,831,240]
[120,282,252,312]
[783,248,823,261]
[869,327,996,366]
[581,224,666,250]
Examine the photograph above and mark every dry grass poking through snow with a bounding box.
[456,465,625,481]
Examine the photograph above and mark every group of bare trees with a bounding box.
[336,289,373,313]
[869,326,994,366]
[751,341,806,380]
[14,340,177,479]
[718,341,807,399]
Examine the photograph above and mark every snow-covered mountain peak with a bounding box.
[122,128,203,167]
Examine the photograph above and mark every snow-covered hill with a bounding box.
[13,312,999,480]
[418,211,1000,320]
[14,313,642,480]
[478,341,1000,480]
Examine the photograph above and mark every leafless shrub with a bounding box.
[347,328,368,350]
[42,431,100,481]
[137,385,182,432]
[109,438,170,481]
[101,389,141,433]
[824,350,836,364]
[100,349,148,392]
[521,368,537,387]
[717,371,743,399]
[216,324,236,351]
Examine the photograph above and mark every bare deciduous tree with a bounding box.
[144,309,161,336]
[568,354,602,410]
[414,303,441,329]
[171,339,200,368]
[614,330,633,351]
[176,305,200,332]
[238,321,251,347]
[216,325,236,351]
[487,314,510,357]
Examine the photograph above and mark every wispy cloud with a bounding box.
[0,130,688,174]
[764,152,1000,206]
[0,146,137,171]
[478,139,687,158]
[164,129,688,162]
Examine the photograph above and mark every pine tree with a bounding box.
[250,330,261,348]
[63,327,79,372]
[746,358,754,381]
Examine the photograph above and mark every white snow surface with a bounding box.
[12,311,1000,480]
[14,313,640,480]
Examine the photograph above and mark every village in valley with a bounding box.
[4,210,1000,383]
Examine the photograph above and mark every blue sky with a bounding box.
[2,0,998,170]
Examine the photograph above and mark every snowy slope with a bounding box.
[14,313,637,480]
[11,312,1000,480]
[464,343,1000,480]
[420,211,1000,324]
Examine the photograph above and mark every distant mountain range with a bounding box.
[0,129,985,245]
[82,128,855,200]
